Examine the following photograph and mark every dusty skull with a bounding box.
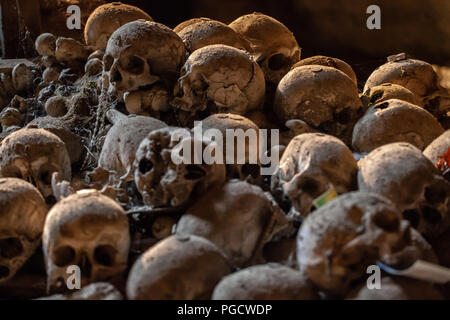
[84,2,153,51]
[423,130,450,167]
[0,128,71,201]
[271,133,358,219]
[201,113,262,182]
[212,263,318,300]
[12,63,34,92]
[229,12,301,85]
[358,142,450,237]
[103,20,186,102]
[0,178,47,283]
[172,44,265,124]
[176,19,251,53]
[274,65,363,145]
[361,83,420,107]
[173,17,213,33]
[126,234,231,299]
[297,191,419,296]
[43,189,130,293]
[176,180,290,267]
[55,37,89,64]
[352,99,444,153]
[134,127,226,208]
[292,55,357,85]
[98,110,167,182]
[35,33,56,57]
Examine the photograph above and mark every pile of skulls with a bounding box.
[0,2,449,300]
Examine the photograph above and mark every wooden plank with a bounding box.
[0,58,37,73]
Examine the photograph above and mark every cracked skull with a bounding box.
[229,12,301,85]
[271,133,358,219]
[0,128,71,201]
[43,190,130,293]
[172,44,265,125]
[358,142,450,237]
[134,127,226,208]
[274,65,363,145]
[0,178,47,283]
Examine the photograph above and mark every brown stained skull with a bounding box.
[172,44,265,126]
[361,83,420,107]
[358,143,450,237]
[0,178,48,283]
[134,127,226,208]
[352,99,444,153]
[201,113,262,183]
[0,128,71,201]
[176,19,252,53]
[126,234,231,300]
[274,65,363,145]
[271,133,358,219]
[84,2,153,51]
[229,13,301,85]
[43,190,130,293]
[212,263,319,300]
[297,191,419,297]
[103,20,186,104]
[176,180,290,268]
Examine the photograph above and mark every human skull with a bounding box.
[271,133,358,219]
[134,127,226,208]
[0,128,71,201]
[39,282,123,300]
[292,55,357,85]
[35,33,56,57]
[126,234,231,299]
[358,143,450,237]
[43,190,130,293]
[176,19,251,53]
[97,110,167,182]
[103,20,186,101]
[212,263,318,300]
[352,99,444,153]
[12,63,34,92]
[84,2,153,51]
[297,191,419,296]
[176,180,290,267]
[423,130,450,166]
[173,17,212,33]
[274,65,363,145]
[172,44,265,126]
[55,37,89,64]
[201,113,262,182]
[229,12,301,85]
[360,83,419,107]
[0,178,47,283]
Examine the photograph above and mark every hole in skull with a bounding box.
[421,206,442,224]
[139,159,153,174]
[39,170,53,185]
[424,185,448,204]
[124,56,145,75]
[103,55,113,71]
[111,70,122,83]
[334,108,352,124]
[94,245,117,267]
[402,209,421,229]
[268,53,290,71]
[78,254,92,278]
[0,266,9,278]
[184,165,206,180]
[370,91,384,103]
[45,195,57,206]
[373,211,399,232]
[298,178,320,197]
[374,102,389,110]
[53,245,76,267]
[241,164,260,179]
[0,238,23,258]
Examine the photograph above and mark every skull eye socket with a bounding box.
[94,245,117,266]
[298,178,320,196]
[103,54,113,71]
[268,53,291,71]
[53,245,76,267]
[424,184,448,204]
[0,237,23,258]
[39,170,53,185]
[403,209,421,229]
[421,206,442,224]
[122,55,145,75]
[334,107,352,124]
[0,266,9,278]
[184,165,206,180]
[372,211,399,232]
[241,163,260,179]
[139,158,153,174]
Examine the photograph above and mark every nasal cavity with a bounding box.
[111,70,122,83]
[139,158,153,174]
[0,237,23,259]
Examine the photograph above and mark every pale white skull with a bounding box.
[103,20,186,102]
[134,127,226,208]
[176,180,290,267]
[42,190,130,293]
[358,142,450,237]
[0,178,47,283]
[229,12,301,85]
[274,65,363,145]
[271,133,358,219]
[0,128,71,201]
[352,99,444,153]
[171,44,265,126]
